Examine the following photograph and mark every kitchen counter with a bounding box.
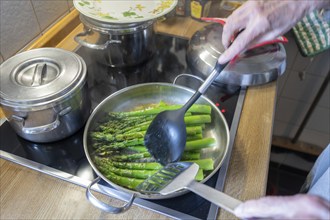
[0,10,276,219]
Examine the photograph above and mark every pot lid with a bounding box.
[186,24,287,86]
[73,0,178,24]
[0,48,87,107]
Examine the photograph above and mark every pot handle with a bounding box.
[12,107,72,135]
[86,177,135,214]
[74,29,121,50]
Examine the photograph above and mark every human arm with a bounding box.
[218,0,330,64]
[234,194,330,219]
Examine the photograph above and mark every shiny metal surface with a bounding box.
[137,162,242,214]
[0,48,86,107]
[75,15,155,67]
[0,48,91,143]
[86,177,135,214]
[83,83,230,201]
[1,83,91,143]
[79,15,155,34]
[186,23,287,86]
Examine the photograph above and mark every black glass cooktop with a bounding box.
[0,34,245,219]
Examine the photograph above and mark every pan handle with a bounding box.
[187,180,242,214]
[74,29,121,50]
[11,107,72,134]
[173,73,205,85]
[86,177,135,214]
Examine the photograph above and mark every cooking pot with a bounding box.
[83,83,230,213]
[74,14,155,67]
[73,0,178,67]
[186,23,287,86]
[0,48,91,143]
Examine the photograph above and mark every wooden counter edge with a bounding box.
[25,10,81,51]
[0,158,167,219]
[219,82,276,219]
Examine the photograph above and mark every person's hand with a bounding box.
[234,194,330,219]
[218,0,329,64]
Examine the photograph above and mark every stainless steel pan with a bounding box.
[83,83,230,213]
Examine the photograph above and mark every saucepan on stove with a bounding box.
[73,0,178,67]
[83,83,230,213]
[0,48,91,143]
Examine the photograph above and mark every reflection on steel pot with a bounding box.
[75,15,156,67]
[186,23,287,86]
[0,48,91,143]
[83,83,230,213]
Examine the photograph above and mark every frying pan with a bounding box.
[83,83,230,213]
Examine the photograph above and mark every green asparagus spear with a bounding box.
[104,171,144,189]
[111,161,163,170]
[91,131,145,142]
[184,158,214,170]
[184,138,216,151]
[186,134,203,141]
[127,146,148,153]
[195,169,204,181]
[111,152,151,161]
[118,104,211,117]
[94,138,145,151]
[184,115,211,125]
[107,165,158,179]
[180,151,201,160]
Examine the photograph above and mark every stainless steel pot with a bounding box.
[186,23,287,86]
[0,48,91,143]
[75,15,155,67]
[83,83,230,213]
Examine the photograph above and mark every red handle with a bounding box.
[248,36,289,49]
[201,17,226,25]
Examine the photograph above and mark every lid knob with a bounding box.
[15,59,60,87]
[31,63,47,86]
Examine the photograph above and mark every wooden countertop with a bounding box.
[0,10,276,220]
